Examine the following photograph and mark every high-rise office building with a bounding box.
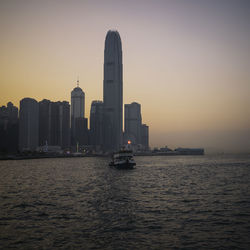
[90,101,104,151]
[39,99,50,146]
[0,102,19,153]
[0,102,18,123]
[141,124,149,150]
[0,102,18,130]
[39,100,70,149]
[103,30,123,152]
[59,101,71,149]
[19,98,39,151]
[48,101,60,146]
[124,102,142,145]
[74,117,88,146]
[71,80,86,146]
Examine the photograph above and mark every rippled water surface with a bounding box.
[0,155,250,249]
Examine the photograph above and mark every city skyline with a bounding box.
[1,0,250,152]
[0,30,149,154]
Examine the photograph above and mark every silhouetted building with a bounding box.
[19,98,39,152]
[0,102,18,128]
[71,80,86,146]
[48,101,70,149]
[124,102,142,145]
[90,101,104,151]
[0,102,19,153]
[48,102,60,146]
[103,30,123,152]
[0,102,18,123]
[39,99,50,146]
[75,117,88,146]
[141,124,149,150]
[38,100,70,149]
[60,101,71,149]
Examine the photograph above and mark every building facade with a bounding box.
[48,101,60,146]
[39,100,70,149]
[103,30,123,152]
[19,98,39,151]
[124,102,142,145]
[141,124,149,150]
[71,81,86,147]
[90,100,104,151]
[74,117,88,146]
[59,101,71,149]
[0,102,19,153]
[39,99,50,146]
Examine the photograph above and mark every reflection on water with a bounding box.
[0,155,250,249]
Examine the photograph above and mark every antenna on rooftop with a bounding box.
[77,76,79,87]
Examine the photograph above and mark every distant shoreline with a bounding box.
[1,152,250,161]
[0,151,206,161]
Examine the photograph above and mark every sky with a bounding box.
[0,0,250,152]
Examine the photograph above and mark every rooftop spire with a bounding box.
[77,76,79,87]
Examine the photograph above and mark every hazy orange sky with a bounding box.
[1,0,249,152]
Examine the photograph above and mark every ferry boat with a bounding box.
[109,149,136,169]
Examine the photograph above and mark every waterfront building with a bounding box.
[60,101,71,149]
[48,101,70,149]
[103,30,123,152]
[90,101,104,151]
[48,101,60,146]
[39,99,50,146]
[0,102,19,153]
[0,102,18,129]
[19,98,39,151]
[0,102,18,123]
[39,100,70,149]
[71,79,86,146]
[74,117,88,146]
[141,124,149,150]
[124,102,142,145]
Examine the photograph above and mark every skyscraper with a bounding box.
[124,102,142,145]
[39,99,50,146]
[39,100,70,149]
[74,117,88,146]
[59,101,71,149]
[103,30,123,152]
[19,98,39,151]
[71,80,86,146]
[0,102,19,153]
[141,124,149,150]
[48,101,60,146]
[90,100,104,151]
[0,102,18,123]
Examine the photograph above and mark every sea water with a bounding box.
[0,155,250,249]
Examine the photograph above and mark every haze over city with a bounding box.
[1,0,250,152]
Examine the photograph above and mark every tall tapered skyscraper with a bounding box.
[103,30,123,152]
